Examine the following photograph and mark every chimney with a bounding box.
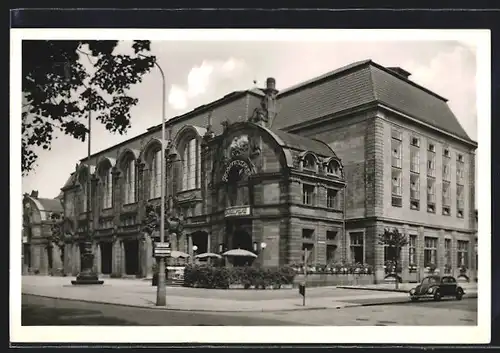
[388,67,412,79]
[262,77,279,127]
[30,190,39,198]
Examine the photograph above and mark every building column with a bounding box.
[373,223,385,284]
[207,232,212,253]
[451,231,458,278]
[95,242,102,274]
[145,235,153,278]
[187,233,193,262]
[52,245,62,273]
[401,225,410,282]
[39,245,48,275]
[121,240,126,275]
[437,230,445,275]
[111,238,120,276]
[64,242,72,275]
[417,226,425,281]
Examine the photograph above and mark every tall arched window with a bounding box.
[78,168,90,213]
[182,137,198,190]
[150,149,161,199]
[123,158,136,204]
[101,166,113,209]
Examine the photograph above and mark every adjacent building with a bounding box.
[29,59,478,283]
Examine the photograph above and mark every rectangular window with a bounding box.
[443,156,451,182]
[427,150,436,177]
[409,235,417,265]
[410,136,420,147]
[326,244,337,264]
[188,138,197,190]
[457,160,465,185]
[445,238,452,273]
[457,153,464,162]
[302,243,314,264]
[302,228,314,240]
[302,184,315,205]
[326,189,338,209]
[392,168,402,207]
[428,142,435,153]
[410,174,420,210]
[457,240,469,267]
[457,184,465,218]
[442,181,451,215]
[391,138,402,168]
[424,237,438,267]
[326,231,337,241]
[349,232,364,263]
[391,129,402,141]
[427,177,436,213]
[443,148,450,158]
[410,145,420,173]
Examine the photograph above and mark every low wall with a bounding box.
[293,273,375,287]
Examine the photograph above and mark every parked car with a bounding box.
[409,275,464,301]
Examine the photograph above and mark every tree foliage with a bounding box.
[378,227,408,288]
[22,40,156,174]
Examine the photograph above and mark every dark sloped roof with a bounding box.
[271,128,336,157]
[37,198,63,213]
[369,65,471,141]
[273,60,474,143]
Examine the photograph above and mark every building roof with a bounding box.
[36,198,63,213]
[271,128,335,157]
[273,60,474,143]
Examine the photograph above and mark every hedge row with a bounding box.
[183,264,296,289]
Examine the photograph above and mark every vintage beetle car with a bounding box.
[409,275,465,301]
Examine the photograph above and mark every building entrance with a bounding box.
[100,242,112,275]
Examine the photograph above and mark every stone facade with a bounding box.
[48,61,477,284]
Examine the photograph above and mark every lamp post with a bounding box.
[72,83,103,285]
[150,58,168,306]
[192,245,198,264]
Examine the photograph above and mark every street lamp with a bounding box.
[192,245,198,264]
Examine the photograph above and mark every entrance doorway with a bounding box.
[124,239,139,275]
[100,242,112,275]
[47,245,53,272]
[232,228,253,267]
[192,231,209,254]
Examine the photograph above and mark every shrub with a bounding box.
[183,264,296,289]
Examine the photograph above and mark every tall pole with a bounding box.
[156,60,167,306]
[72,92,103,285]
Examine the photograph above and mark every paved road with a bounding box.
[22,294,477,327]
[250,298,478,326]
[21,295,299,326]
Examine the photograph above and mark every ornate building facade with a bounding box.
[39,60,477,283]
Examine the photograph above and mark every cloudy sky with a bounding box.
[21,37,478,198]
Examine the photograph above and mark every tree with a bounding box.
[49,212,67,275]
[22,40,156,174]
[378,227,408,289]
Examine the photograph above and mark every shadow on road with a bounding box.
[22,304,139,326]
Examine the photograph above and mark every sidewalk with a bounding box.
[337,282,478,296]
[21,276,411,313]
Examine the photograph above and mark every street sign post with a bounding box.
[299,248,310,306]
[154,242,171,258]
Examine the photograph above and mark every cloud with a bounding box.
[167,57,248,111]
[404,44,477,140]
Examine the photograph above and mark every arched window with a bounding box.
[78,168,91,213]
[149,149,161,199]
[123,158,136,204]
[326,160,341,176]
[182,137,199,190]
[303,154,317,171]
[100,166,113,209]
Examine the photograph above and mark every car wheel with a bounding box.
[433,289,442,301]
[456,288,464,301]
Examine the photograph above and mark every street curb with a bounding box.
[343,294,478,308]
[22,293,348,313]
[336,286,409,293]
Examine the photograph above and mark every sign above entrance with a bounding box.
[224,206,251,218]
[222,159,252,182]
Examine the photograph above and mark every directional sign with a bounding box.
[154,248,171,258]
[156,242,171,249]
